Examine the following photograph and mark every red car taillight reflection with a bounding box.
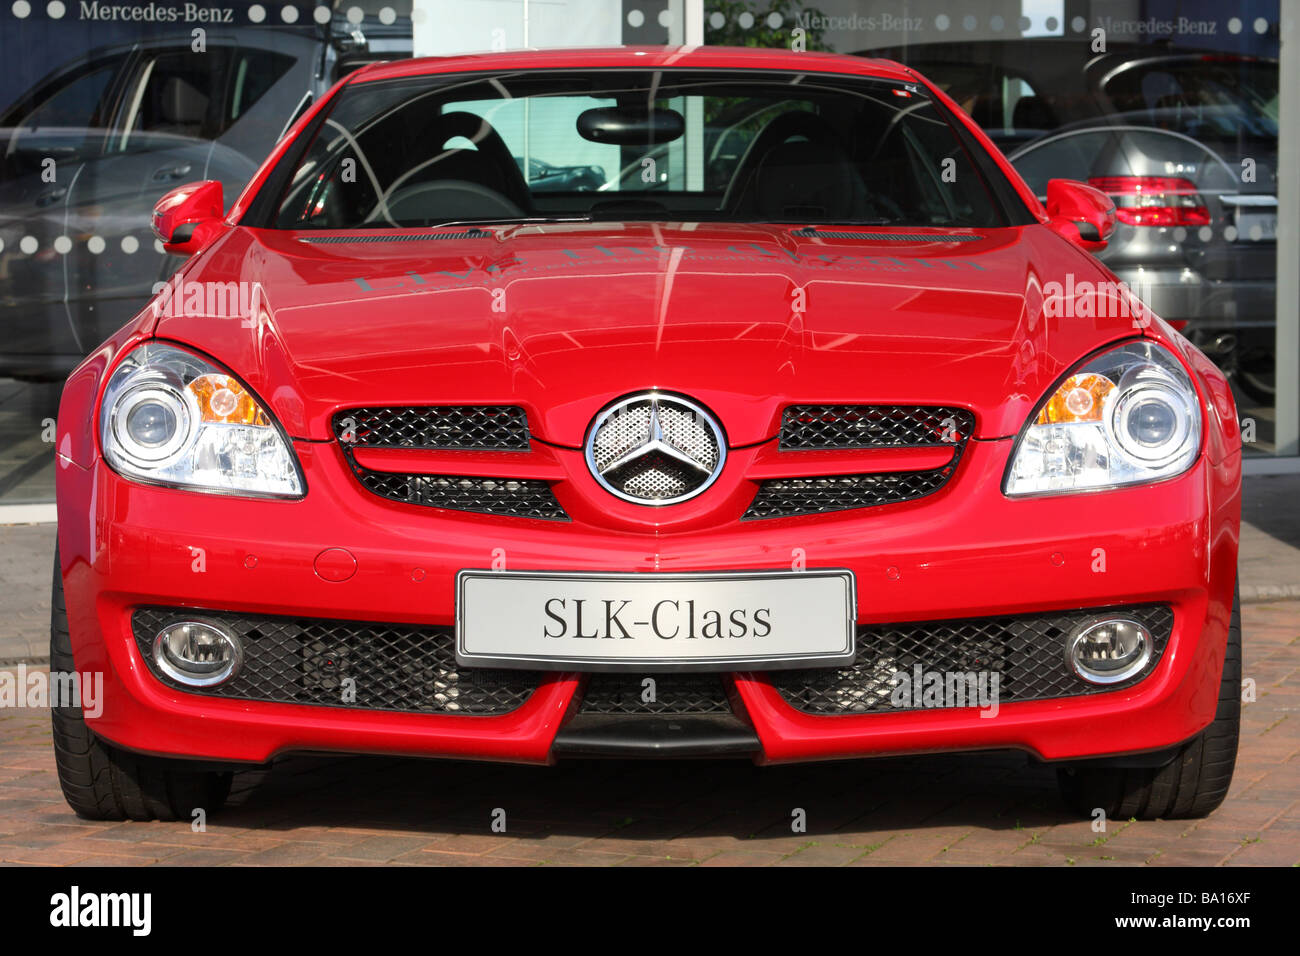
[1088,176,1212,227]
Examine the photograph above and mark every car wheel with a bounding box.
[1056,585,1241,821]
[50,548,233,821]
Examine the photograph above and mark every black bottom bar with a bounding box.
[551,714,761,758]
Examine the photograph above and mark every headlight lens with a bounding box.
[1005,340,1201,496]
[100,343,304,497]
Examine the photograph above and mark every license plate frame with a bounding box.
[455,568,856,672]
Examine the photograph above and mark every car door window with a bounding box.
[6,62,121,163]
[17,64,117,130]
[115,47,298,153]
[117,50,228,149]
[228,49,297,125]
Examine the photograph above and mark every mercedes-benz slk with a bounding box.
[51,46,1242,822]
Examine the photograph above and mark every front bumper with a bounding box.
[55,435,1241,766]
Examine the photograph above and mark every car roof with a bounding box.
[354,45,915,84]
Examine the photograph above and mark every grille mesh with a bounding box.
[333,406,529,450]
[745,451,961,519]
[352,469,568,520]
[332,407,563,518]
[579,673,733,715]
[750,405,973,518]
[770,604,1174,715]
[133,608,541,716]
[780,406,974,449]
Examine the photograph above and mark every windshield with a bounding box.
[270,69,1012,230]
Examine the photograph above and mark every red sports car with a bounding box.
[51,46,1242,823]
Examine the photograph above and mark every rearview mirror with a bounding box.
[577,106,685,145]
[152,180,226,256]
[1045,178,1116,252]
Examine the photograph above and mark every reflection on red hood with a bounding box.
[154,221,1139,444]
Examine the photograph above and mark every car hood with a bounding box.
[155,221,1142,445]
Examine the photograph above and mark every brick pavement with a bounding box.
[0,600,1294,867]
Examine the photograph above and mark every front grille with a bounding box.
[333,406,529,450]
[332,407,564,518]
[133,608,541,715]
[750,405,972,518]
[351,468,568,520]
[779,405,974,449]
[579,673,733,715]
[744,450,961,519]
[770,604,1174,715]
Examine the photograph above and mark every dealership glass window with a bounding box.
[690,0,1292,463]
[0,1,1295,511]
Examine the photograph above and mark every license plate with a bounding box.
[1234,210,1276,241]
[456,569,856,671]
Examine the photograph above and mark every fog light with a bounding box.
[153,620,243,687]
[1067,618,1151,684]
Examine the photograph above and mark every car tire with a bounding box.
[50,548,233,822]
[1056,586,1241,821]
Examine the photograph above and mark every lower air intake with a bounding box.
[769,604,1174,714]
[133,608,542,716]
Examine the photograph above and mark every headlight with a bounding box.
[1005,340,1201,496]
[100,343,304,497]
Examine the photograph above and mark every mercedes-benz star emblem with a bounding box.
[585,392,727,505]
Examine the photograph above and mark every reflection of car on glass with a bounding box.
[0,10,414,381]
[0,31,315,380]
[53,47,1240,825]
[860,40,1279,403]
[514,156,605,191]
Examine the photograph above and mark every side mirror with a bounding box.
[1044,178,1117,252]
[152,181,226,256]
